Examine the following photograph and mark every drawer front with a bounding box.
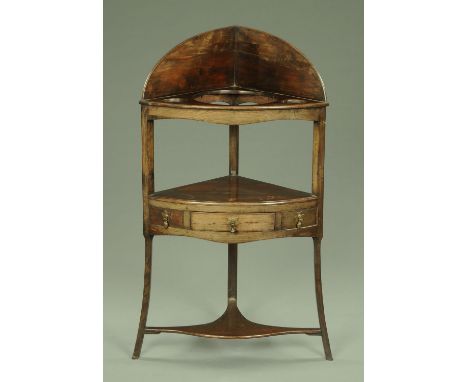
[280,208,317,229]
[191,212,275,232]
[150,207,186,229]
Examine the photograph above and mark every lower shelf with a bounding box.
[145,303,321,339]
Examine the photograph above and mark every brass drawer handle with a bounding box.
[296,212,304,229]
[228,217,238,233]
[162,210,169,229]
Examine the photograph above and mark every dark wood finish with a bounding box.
[140,27,328,126]
[143,26,325,101]
[146,303,321,339]
[142,90,328,110]
[228,243,237,306]
[149,175,315,205]
[228,122,239,325]
[143,27,236,100]
[133,27,333,361]
[235,27,325,101]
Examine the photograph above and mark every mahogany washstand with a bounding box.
[132,26,333,360]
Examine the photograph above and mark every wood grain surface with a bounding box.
[143,26,326,101]
[133,26,333,361]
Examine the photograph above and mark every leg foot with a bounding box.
[313,237,333,361]
[132,235,153,359]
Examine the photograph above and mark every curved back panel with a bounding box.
[143,27,236,99]
[235,27,325,101]
[143,26,325,102]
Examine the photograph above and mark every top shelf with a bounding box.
[140,88,328,111]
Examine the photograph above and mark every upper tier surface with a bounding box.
[142,26,326,102]
[149,176,316,205]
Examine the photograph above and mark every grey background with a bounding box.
[104,0,363,380]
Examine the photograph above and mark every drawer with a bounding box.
[191,212,275,232]
[150,207,186,229]
[280,208,317,229]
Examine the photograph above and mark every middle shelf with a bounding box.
[148,176,319,243]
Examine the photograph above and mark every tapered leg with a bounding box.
[313,237,333,360]
[132,234,153,359]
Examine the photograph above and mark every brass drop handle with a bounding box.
[296,212,304,229]
[228,217,238,233]
[162,210,169,229]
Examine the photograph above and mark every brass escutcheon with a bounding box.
[162,210,169,229]
[296,212,304,229]
[228,217,238,233]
